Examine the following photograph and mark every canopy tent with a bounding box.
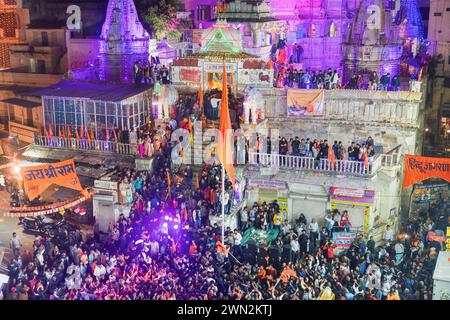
[240,227,279,246]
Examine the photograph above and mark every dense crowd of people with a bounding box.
[2,121,440,300]
[133,60,170,86]
[270,39,430,91]
[248,135,377,167]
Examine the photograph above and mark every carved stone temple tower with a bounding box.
[343,0,402,83]
[98,0,150,83]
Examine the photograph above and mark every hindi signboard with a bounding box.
[403,155,450,189]
[287,89,325,118]
[180,68,201,83]
[20,159,82,201]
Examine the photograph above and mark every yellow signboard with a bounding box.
[446,227,450,252]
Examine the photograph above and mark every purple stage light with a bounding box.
[162,222,168,228]
[173,225,179,230]
[164,215,169,221]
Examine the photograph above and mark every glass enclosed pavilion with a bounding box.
[27,80,153,138]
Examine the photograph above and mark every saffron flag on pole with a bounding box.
[90,127,95,140]
[166,169,171,194]
[198,84,203,111]
[113,127,118,144]
[196,173,200,190]
[48,124,54,138]
[217,62,235,187]
[85,127,90,143]
[328,145,335,169]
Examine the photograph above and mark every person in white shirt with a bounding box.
[383,225,394,244]
[10,232,21,258]
[308,218,320,250]
[282,220,292,234]
[94,264,106,280]
[240,209,248,230]
[290,236,300,262]
[150,240,159,257]
[394,242,404,265]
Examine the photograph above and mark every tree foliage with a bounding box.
[142,0,181,42]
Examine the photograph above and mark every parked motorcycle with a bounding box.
[18,214,79,238]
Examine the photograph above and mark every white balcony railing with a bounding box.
[34,136,137,155]
[248,152,386,176]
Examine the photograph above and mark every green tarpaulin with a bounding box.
[240,227,279,246]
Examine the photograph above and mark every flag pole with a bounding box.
[221,162,225,244]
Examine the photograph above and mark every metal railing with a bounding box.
[248,152,385,176]
[34,135,137,155]
[380,153,401,167]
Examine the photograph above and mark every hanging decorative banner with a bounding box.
[403,155,450,189]
[20,159,82,201]
[287,89,325,118]
[0,191,92,217]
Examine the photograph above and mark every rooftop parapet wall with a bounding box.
[259,87,423,128]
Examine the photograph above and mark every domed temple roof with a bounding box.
[192,21,256,60]
[200,21,243,53]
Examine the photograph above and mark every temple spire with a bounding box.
[98,0,150,83]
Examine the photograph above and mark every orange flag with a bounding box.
[196,174,200,190]
[403,154,450,189]
[105,128,109,142]
[80,125,84,140]
[166,169,171,194]
[217,62,235,187]
[48,124,54,138]
[85,127,90,143]
[198,84,203,111]
[188,118,194,144]
[75,127,79,140]
[363,150,369,167]
[113,127,118,143]
[90,127,95,140]
[328,145,335,169]
[67,126,71,139]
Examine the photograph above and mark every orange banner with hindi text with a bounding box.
[20,159,82,200]
[403,155,450,189]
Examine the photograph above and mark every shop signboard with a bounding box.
[278,197,288,214]
[329,187,375,205]
[332,232,357,247]
[247,179,286,191]
[446,227,450,252]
